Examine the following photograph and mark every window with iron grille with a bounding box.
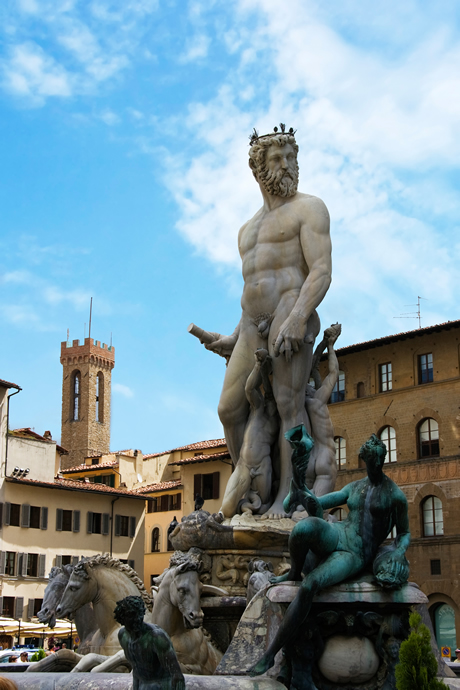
[430,559,441,575]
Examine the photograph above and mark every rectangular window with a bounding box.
[92,513,102,534]
[27,553,38,577]
[62,510,73,531]
[29,506,41,529]
[5,552,16,576]
[33,598,43,617]
[194,473,220,501]
[147,498,157,513]
[418,353,433,384]
[9,504,20,527]
[171,493,181,511]
[3,596,14,617]
[90,475,115,487]
[119,516,129,537]
[430,559,441,575]
[61,555,72,566]
[379,363,392,392]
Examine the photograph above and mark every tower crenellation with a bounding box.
[60,337,115,469]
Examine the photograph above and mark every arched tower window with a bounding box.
[334,436,346,469]
[71,371,81,421]
[379,426,397,463]
[96,372,104,423]
[330,371,345,403]
[418,418,439,458]
[151,527,160,553]
[422,496,444,536]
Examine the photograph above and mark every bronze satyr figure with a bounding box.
[114,596,185,690]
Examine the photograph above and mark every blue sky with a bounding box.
[1,0,460,454]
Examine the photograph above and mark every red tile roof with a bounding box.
[170,450,231,466]
[5,476,146,499]
[10,428,68,455]
[329,319,460,358]
[134,480,182,494]
[0,379,21,390]
[62,459,119,474]
[143,438,226,459]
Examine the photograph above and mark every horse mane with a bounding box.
[168,549,202,573]
[73,553,152,611]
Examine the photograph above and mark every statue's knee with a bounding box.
[218,399,245,427]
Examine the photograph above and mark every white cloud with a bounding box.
[43,287,92,310]
[179,34,210,63]
[113,383,134,398]
[1,42,71,103]
[164,0,460,340]
[98,108,120,125]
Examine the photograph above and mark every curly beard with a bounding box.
[258,166,299,198]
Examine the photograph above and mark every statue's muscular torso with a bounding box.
[239,192,321,319]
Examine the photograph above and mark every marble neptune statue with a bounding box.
[191,125,333,518]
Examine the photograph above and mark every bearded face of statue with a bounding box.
[256,142,299,198]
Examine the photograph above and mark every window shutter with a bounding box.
[4,502,11,526]
[14,597,24,619]
[177,493,181,510]
[0,502,3,529]
[0,552,5,575]
[21,504,31,528]
[38,554,46,578]
[41,507,48,530]
[129,516,136,538]
[102,513,110,536]
[87,512,93,534]
[27,599,35,620]
[114,514,121,537]
[22,553,29,576]
[0,597,3,616]
[194,474,202,499]
[73,510,80,533]
[147,499,153,513]
[212,472,220,499]
[128,559,135,570]
[161,495,169,511]
[71,556,79,566]
[55,555,63,568]
[56,508,63,531]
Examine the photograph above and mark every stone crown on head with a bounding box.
[249,123,297,146]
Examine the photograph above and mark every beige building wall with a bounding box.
[7,435,60,483]
[0,480,145,621]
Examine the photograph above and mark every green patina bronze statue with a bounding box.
[114,596,185,690]
[250,427,411,676]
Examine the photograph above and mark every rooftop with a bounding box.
[5,476,146,499]
[0,378,21,390]
[10,428,68,455]
[143,438,226,459]
[61,459,119,474]
[134,480,182,494]
[327,319,460,358]
[169,450,231,466]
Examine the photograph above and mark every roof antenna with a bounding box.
[88,297,93,340]
[394,296,427,329]
[66,328,69,345]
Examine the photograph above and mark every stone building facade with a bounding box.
[60,338,115,469]
[320,319,460,653]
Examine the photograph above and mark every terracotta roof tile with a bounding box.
[143,438,226,459]
[5,476,145,499]
[134,480,182,494]
[170,450,231,466]
[62,459,119,474]
[0,378,21,390]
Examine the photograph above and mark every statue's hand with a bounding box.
[373,547,409,589]
[273,311,307,362]
[204,333,237,357]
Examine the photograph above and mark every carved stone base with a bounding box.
[216,575,433,690]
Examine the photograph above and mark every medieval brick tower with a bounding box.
[60,338,115,469]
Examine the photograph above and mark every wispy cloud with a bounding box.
[1,42,71,104]
[113,383,134,398]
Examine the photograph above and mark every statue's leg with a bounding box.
[270,517,336,584]
[218,323,263,465]
[311,447,337,497]
[265,311,319,518]
[251,548,362,675]
[219,463,251,517]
